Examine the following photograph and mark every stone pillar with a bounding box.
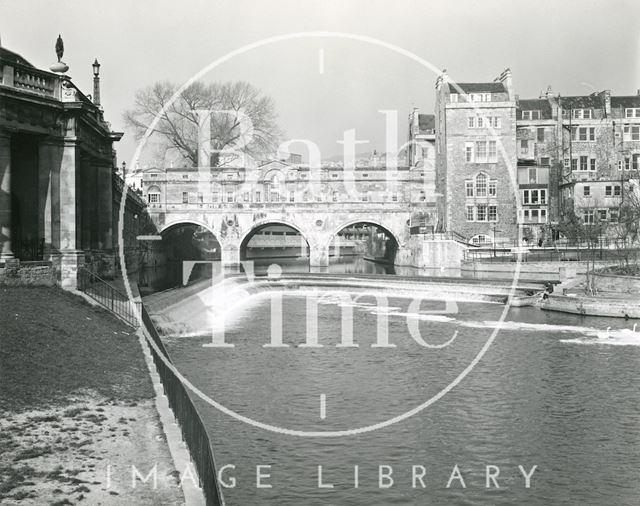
[97,163,115,277]
[58,140,83,289]
[221,242,240,273]
[0,132,13,260]
[309,244,329,268]
[38,139,62,257]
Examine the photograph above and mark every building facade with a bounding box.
[435,69,518,244]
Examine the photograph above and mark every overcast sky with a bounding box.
[2,0,639,166]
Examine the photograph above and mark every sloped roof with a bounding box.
[448,82,506,94]
[418,114,435,133]
[559,95,604,109]
[516,98,553,119]
[0,46,34,67]
[611,96,640,108]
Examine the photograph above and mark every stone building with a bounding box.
[0,42,142,287]
[515,93,561,243]
[435,69,518,244]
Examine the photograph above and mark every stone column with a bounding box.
[309,244,329,269]
[221,242,240,273]
[58,140,84,289]
[38,139,62,257]
[97,163,115,277]
[0,132,13,260]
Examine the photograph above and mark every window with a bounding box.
[488,140,497,162]
[468,117,475,128]
[605,185,613,196]
[564,158,570,169]
[332,191,338,202]
[571,158,578,171]
[465,180,474,197]
[610,209,619,222]
[362,173,369,178]
[476,141,487,162]
[537,128,545,142]
[624,125,640,141]
[572,127,596,141]
[635,154,640,171]
[391,193,398,202]
[469,93,491,102]
[476,204,488,221]
[522,110,541,120]
[362,193,370,202]
[465,143,474,162]
[580,156,588,171]
[625,108,640,118]
[419,190,426,202]
[528,167,537,183]
[489,117,501,128]
[466,206,474,221]
[598,209,608,221]
[197,192,203,203]
[540,157,550,166]
[212,192,219,202]
[523,190,530,204]
[614,185,621,196]
[255,191,261,202]
[471,234,492,245]
[488,205,497,221]
[227,193,234,203]
[182,174,188,179]
[182,192,188,203]
[243,192,250,202]
[583,186,591,196]
[475,173,487,197]
[289,192,295,202]
[148,193,159,203]
[521,139,529,155]
[331,173,338,178]
[450,93,459,103]
[573,109,593,119]
[488,180,497,197]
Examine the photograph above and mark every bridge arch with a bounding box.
[239,219,310,263]
[160,219,216,236]
[327,218,402,249]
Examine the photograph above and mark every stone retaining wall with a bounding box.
[0,260,56,286]
[593,272,640,293]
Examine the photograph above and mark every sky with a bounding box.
[2,0,640,167]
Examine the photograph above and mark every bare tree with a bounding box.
[124,81,282,167]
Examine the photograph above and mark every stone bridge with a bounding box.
[154,202,416,267]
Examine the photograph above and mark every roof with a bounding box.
[0,46,34,67]
[611,96,640,109]
[516,98,553,119]
[418,114,435,133]
[448,82,506,94]
[559,95,604,109]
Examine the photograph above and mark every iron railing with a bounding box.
[140,304,225,506]
[77,267,140,327]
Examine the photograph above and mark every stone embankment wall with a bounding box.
[593,272,640,293]
[0,260,56,286]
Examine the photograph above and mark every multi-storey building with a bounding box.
[435,69,518,244]
[515,92,560,242]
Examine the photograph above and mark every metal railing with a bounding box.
[77,267,140,327]
[464,245,640,263]
[140,304,225,506]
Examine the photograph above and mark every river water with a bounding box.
[160,288,640,505]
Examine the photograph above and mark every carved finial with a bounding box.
[55,34,64,62]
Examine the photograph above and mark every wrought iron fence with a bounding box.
[140,304,225,506]
[77,267,140,326]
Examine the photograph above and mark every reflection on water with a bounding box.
[164,295,640,506]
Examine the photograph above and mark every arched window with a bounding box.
[471,234,492,246]
[475,173,487,197]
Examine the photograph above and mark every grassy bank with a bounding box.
[0,287,183,505]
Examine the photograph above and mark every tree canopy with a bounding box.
[124,81,281,167]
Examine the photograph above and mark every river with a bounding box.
[157,284,640,505]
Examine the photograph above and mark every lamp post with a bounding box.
[491,224,503,258]
[92,58,101,107]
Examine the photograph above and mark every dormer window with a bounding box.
[522,110,541,120]
[573,109,593,119]
[625,108,640,118]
